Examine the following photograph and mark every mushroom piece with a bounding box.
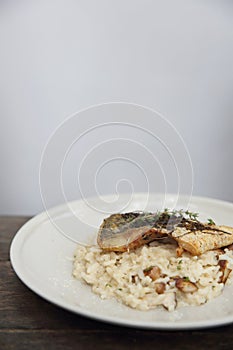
[175,278,198,293]
[155,282,166,294]
[162,292,177,311]
[143,266,161,281]
[218,260,232,284]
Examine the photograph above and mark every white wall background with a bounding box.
[0,0,233,215]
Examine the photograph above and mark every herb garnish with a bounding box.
[163,209,199,221]
[183,276,190,281]
[207,218,215,225]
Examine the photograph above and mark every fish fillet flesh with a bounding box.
[172,225,233,255]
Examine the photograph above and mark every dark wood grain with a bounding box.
[1,328,233,350]
[1,216,233,350]
[0,216,29,261]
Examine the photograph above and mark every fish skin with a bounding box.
[97,212,168,252]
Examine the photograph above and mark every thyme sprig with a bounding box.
[163,209,217,226]
[207,218,216,225]
[163,208,199,221]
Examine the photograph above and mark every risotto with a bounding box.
[72,242,233,311]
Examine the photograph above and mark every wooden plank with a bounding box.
[0,216,30,261]
[0,328,233,350]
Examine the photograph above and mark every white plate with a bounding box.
[10,193,233,330]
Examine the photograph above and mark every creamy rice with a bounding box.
[72,242,233,311]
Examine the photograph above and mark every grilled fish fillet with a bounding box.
[97,211,233,255]
[97,212,168,252]
[172,225,233,255]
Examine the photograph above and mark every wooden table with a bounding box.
[1,216,233,350]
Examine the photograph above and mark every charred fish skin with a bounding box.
[97,211,182,252]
